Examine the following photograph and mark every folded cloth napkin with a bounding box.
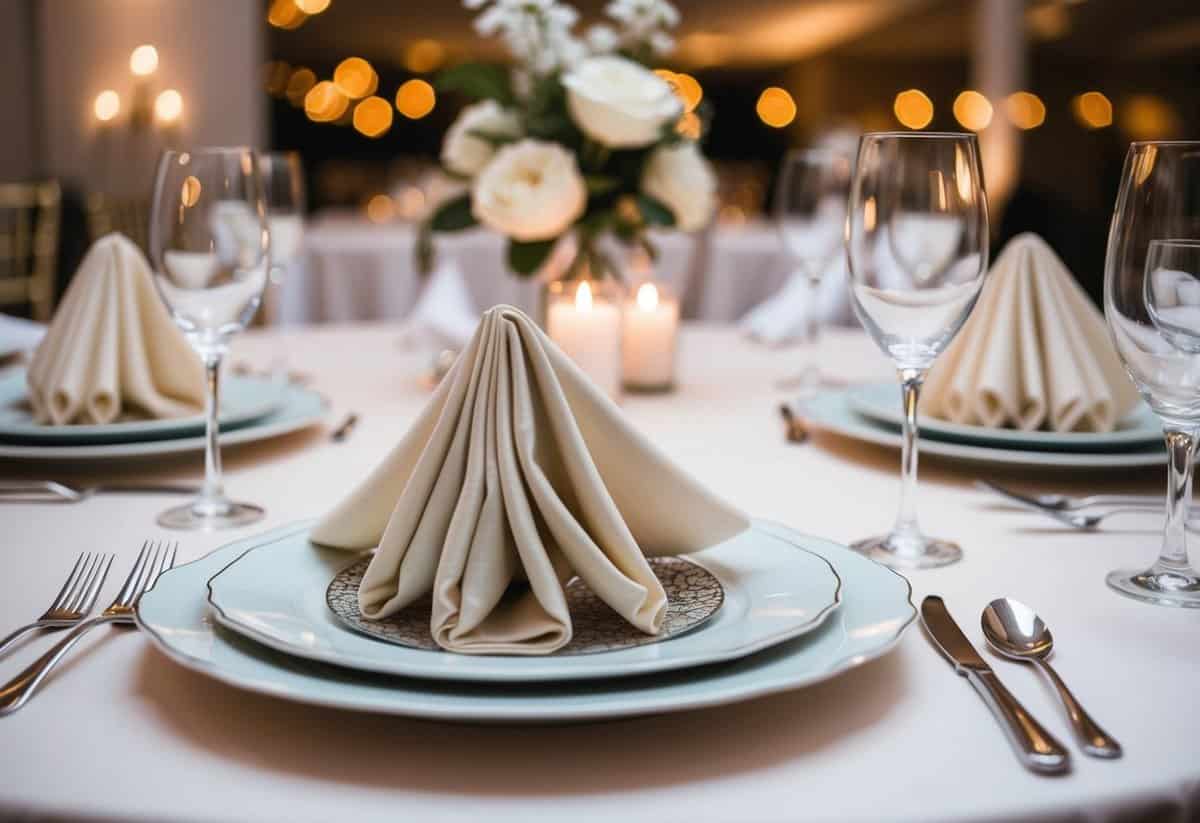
[26,234,204,425]
[403,259,479,350]
[740,255,854,344]
[922,233,1139,432]
[312,305,749,655]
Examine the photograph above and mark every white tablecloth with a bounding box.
[278,218,790,325]
[2,326,1198,823]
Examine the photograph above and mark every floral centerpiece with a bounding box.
[419,0,717,281]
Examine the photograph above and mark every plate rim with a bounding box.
[135,520,917,722]
[202,522,844,683]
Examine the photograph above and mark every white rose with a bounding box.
[441,100,522,178]
[641,141,717,232]
[562,56,681,148]
[472,139,587,242]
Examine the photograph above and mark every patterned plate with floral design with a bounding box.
[326,555,723,655]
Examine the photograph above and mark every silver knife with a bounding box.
[921,595,1070,774]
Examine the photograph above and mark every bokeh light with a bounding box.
[365,194,395,223]
[180,176,202,208]
[894,89,933,129]
[305,80,349,122]
[675,111,702,139]
[334,57,377,99]
[295,0,331,12]
[1072,91,1113,129]
[405,40,446,74]
[395,79,436,119]
[756,87,796,129]
[353,96,393,138]
[263,61,292,96]
[1005,91,1046,130]
[129,45,159,77]
[285,68,317,107]
[952,90,993,131]
[154,89,183,124]
[1119,95,1181,140]
[267,0,307,29]
[93,90,120,122]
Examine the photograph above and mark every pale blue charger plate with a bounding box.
[847,381,1161,453]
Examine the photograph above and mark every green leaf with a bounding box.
[415,221,435,275]
[467,128,519,147]
[584,175,621,195]
[430,194,477,232]
[507,238,557,276]
[436,62,513,105]
[636,194,676,227]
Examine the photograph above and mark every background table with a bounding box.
[2,325,1198,823]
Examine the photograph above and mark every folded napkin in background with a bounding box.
[922,233,1138,432]
[0,314,45,357]
[402,260,479,350]
[740,256,853,345]
[26,233,204,425]
[312,305,749,655]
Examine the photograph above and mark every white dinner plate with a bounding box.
[137,520,916,724]
[846,382,1161,452]
[205,523,842,683]
[0,369,283,444]
[802,389,1165,469]
[0,382,327,460]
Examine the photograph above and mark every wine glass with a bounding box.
[846,132,990,569]
[149,147,270,530]
[1104,141,1200,607]
[774,148,852,393]
[259,152,306,379]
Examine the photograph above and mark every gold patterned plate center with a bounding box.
[325,555,724,655]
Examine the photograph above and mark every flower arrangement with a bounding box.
[419,0,717,279]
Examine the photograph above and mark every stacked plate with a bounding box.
[137,519,916,723]
[0,368,328,461]
[801,383,1165,470]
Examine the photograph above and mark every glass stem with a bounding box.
[1158,426,1197,571]
[894,368,927,545]
[199,355,226,512]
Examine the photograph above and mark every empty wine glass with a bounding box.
[846,132,990,569]
[774,148,852,393]
[259,152,306,379]
[1104,141,1200,607]
[149,147,270,530]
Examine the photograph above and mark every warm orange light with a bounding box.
[675,111,701,139]
[263,61,292,96]
[305,81,349,122]
[267,0,307,29]
[93,90,120,122]
[405,39,446,74]
[575,280,594,312]
[334,57,377,99]
[154,89,183,124]
[952,90,992,131]
[756,87,796,128]
[894,89,933,129]
[295,0,331,12]
[353,96,393,138]
[1119,95,1181,141]
[285,68,317,107]
[395,79,436,119]
[365,194,395,223]
[636,282,659,312]
[180,176,202,207]
[396,186,427,220]
[1004,91,1045,130]
[1072,91,1112,129]
[656,69,702,114]
[130,45,159,77]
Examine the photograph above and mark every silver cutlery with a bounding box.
[975,480,1198,531]
[921,595,1070,774]
[330,412,360,442]
[0,540,177,715]
[0,553,114,656]
[0,481,199,503]
[982,598,1122,759]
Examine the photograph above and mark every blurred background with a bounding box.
[1,0,1197,321]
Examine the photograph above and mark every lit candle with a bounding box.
[622,281,679,392]
[546,279,623,400]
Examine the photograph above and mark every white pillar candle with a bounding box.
[546,279,623,400]
[622,282,679,391]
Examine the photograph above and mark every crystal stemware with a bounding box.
[1104,141,1200,607]
[846,132,990,569]
[148,147,270,530]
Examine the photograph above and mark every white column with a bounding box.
[972,0,1026,218]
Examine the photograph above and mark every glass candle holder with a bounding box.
[621,276,679,393]
[545,275,624,401]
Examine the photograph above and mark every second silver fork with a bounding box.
[0,553,113,656]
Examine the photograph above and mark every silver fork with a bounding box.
[976,480,1164,512]
[0,540,178,715]
[0,481,198,503]
[0,553,114,656]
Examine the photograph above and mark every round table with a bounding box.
[0,325,1196,823]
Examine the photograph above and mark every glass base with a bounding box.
[157,497,265,531]
[1106,564,1200,608]
[851,532,962,569]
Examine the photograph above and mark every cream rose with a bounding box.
[441,100,523,178]
[641,141,717,232]
[471,139,587,242]
[562,56,681,148]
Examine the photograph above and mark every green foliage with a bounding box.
[430,194,477,232]
[436,62,514,106]
[635,194,676,227]
[507,237,558,276]
[467,128,520,147]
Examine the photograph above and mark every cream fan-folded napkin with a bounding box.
[311,305,749,655]
[922,233,1139,432]
[26,233,204,425]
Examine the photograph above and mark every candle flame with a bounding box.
[636,282,659,311]
[575,280,593,312]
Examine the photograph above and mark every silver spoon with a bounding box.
[981,599,1122,759]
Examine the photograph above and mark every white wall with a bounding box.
[36,0,265,193]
